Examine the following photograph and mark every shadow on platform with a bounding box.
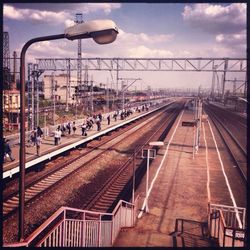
[169,218,218,247]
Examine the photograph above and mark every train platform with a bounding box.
[3,103,167,177]
[114,107,235,247]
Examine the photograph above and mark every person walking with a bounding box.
[113,112,117,122]
[36,135,42,156]
[54,128,60,145]
[73,122,77,134]
[29,130,36,147]
[37,126,43,138]
[58,127,62,144]
[32,128,37,146]
[4,138,15,162]
[61,123,66,136]
[67,122,71,135]
[95,116,101,131]
[81,123,87,136]
[107,114,111,125]
[98,113,102,122]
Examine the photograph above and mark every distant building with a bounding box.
[3,88,28,130]
[43,74,76,104]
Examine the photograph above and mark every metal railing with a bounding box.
[4,197,139,247]
[208,203,246,247]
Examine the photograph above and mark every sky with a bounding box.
[3,2,247,92]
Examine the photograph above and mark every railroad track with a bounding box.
[82,105,182,215]
[204,104,247,182]
[3,102,181,219]
[207,103,246,148]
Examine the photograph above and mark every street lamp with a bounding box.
[19,19,118,241]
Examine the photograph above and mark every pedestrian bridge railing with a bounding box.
[4,197,139,247]
[208,203,246,247]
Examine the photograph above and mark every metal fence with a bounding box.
[4,197,139,247]
[208,203,246,247]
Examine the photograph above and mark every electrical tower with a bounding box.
[3,31,12,89]
[3,32,10,69]
[75,13,84,106]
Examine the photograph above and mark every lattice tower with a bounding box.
[75,13,84,104]
[3,32,10,69]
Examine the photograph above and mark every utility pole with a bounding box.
[75,13,83,110]
[211,66,216,99]
[106,77,110,112]
[233,78,237,95]
[109,70,115,109]
[27,63,33,131]
[84,65,89,111]
[35,64,39,127]
[65,58,70,112]
[116,60,119,96]
[13,51,17,86]
[122,80,125,110]
[221,59,228,103]
[51,72,56,125]
[90,75,94,114]
[31,65,35,130]
[244,72,247,97]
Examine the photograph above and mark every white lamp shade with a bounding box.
[65,19,118,44]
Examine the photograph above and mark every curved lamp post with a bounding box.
[19,19,118,241]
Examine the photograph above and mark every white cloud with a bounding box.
[4,3,122,22]
[215,32,246,46]
[128,45,173,57]
[182,3,246,34]
[214,31,246,56]
[65,19,75,28]
[23,40,76,63]
[4,5,26,20]
[82,3,121,15]
[182,3,246,58]
[4,4,69,25]
[118,28,174,45]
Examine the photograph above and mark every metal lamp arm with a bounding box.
[19,33,65,241]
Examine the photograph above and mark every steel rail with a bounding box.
[205,107,247,182]
[3,104,174,219]
[205,105,246,157]
[208,104,247,147]
[83,105,182,213]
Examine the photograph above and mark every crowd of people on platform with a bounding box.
[3,104,150,162]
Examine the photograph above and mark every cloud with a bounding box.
[28,40,76,60]
[215,31,246,46]
[65,19,75,28]
[21,40,76,63]
[81,3,121,15]
[4,5,26,20]
[215,31,246,56]
[4,3,122,28]
[118,29,174,45]
[10,3,121,14]
[182,3,246,34]
[4,4,69,25]
[128,45,173,57]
